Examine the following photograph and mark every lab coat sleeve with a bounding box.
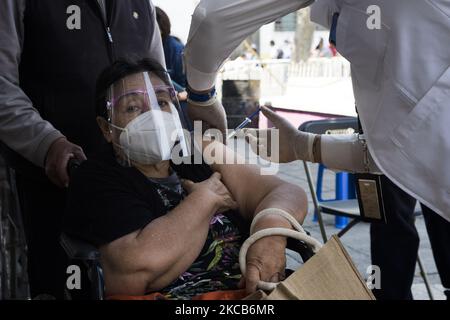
[184,0,315,91]
[310,0,340,29]
[0,0,64,167]
[321,134,381,174]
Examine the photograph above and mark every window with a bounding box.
[274,13,297,32]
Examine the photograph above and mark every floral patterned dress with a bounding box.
[148,172,246,300]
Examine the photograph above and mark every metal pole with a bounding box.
[417,254,434,300]
[303,161,328,243]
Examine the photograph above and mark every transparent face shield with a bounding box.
[106,71,191,166]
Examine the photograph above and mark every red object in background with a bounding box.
[329,44,338,57]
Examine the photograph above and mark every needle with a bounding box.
[227,107,261,140]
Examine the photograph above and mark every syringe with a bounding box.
[226,107,261,140]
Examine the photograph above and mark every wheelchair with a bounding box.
[60,232,315,300]
[0,152,30,300]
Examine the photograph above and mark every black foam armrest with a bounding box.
[286,229,315,263]
[60,233,100,261]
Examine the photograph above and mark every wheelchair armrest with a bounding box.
[61,233,105,300]
[60,233,100,261]
[286,235,315,263]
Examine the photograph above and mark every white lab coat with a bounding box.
[311,0,450,221]
[184,0,450,221]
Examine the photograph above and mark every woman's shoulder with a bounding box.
[75,153,118,177]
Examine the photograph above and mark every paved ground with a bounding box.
[231,138,446,300]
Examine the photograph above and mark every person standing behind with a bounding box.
[156,7,187,90]
[155,7,191,128]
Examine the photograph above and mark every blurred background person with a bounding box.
[282,40,293,59]
[156,7,187,98]
[269,40,284,59]
[311,37,335,58]
[155,6,191,129]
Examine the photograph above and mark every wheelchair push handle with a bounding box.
[67,157,83,178]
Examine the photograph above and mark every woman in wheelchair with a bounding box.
[63,58,308,299]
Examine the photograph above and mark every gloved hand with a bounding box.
[242,106,317,163]
[187,98,228,139]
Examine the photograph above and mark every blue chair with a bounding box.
[315,163,357,229]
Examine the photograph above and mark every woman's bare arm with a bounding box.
[99,173,235,296]
[204,140,308,224]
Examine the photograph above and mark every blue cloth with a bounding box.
[163,36,187,88]
[329,13,339,46]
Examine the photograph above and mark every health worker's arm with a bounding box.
[184,0,315,92]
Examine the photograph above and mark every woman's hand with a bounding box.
[239,236,287,294]
[239,214,295,294]
[182,172,238,214]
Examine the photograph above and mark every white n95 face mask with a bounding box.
[113,109,180,165]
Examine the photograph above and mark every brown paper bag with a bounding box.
[245,235,375,300]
